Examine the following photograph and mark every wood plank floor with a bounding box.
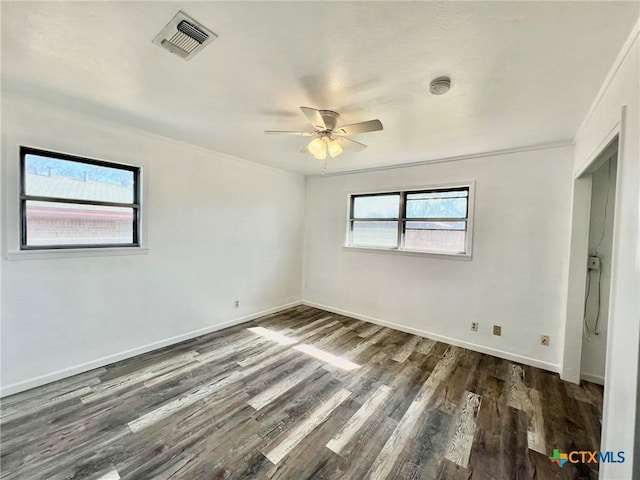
[0,306,603,479]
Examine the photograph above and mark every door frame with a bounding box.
[561,123,621,385]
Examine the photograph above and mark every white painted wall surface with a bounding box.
[303,145,574,372]
[572,22,639,480]
[0,96,305,396]
[581,157,617,385]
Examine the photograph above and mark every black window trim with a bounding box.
[347,184,472,256]
[19,146,141,250]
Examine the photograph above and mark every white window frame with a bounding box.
[344,182,475,259]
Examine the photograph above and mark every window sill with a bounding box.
[5,246,149,261]
[343,245,472,261]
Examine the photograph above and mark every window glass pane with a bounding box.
[25,154,134,203]
[404,221,466,253]
[25,200,134,246]
[405,191,467,219]
[351,221,398,248]
[407,190,468,200]
[353,194,399,219]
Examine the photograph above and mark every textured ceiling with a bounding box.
[2,2,638,175]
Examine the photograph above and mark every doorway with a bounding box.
[562,135,619,385]
[580,147,618,385]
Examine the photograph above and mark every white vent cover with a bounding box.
[152,11,217,61]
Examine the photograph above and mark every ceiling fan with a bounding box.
[265,107,383,160]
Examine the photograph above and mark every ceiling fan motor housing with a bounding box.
[319,110,340,131]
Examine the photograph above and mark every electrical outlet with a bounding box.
[541,335,550,346]
[493,325,502,336]
[471,322,478,332]
[234,300,240,308]
[588,256,600,270]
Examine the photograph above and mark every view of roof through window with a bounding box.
[349,188,470,254]
[23,152,137,247]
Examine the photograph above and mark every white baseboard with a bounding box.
[302,300,561,374]
[580,371,605,385]
[0,300,302,398]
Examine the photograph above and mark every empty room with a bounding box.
[1,2,639,479]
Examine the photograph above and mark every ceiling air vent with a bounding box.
[152,11,217,61]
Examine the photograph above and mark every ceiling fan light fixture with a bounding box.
[307,137,325,155]
[328,138,343,158]
[313,148,327,160]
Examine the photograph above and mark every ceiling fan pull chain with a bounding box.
[322,158,327,176]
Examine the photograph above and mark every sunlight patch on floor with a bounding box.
[246,327,360,370]
[247,327,297,345]
[294,344,361,371]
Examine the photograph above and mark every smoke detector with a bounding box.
[152,11,217,61]
[429,77,451,95]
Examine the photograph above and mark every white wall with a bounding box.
[580,156,617,384]
[572,21,639,480]
[303,145,574,371]
[0,96,305,396]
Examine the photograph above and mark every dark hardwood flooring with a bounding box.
[0,306,603,479]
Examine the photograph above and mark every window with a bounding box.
[347,184,472,256]
[20,147,141,250]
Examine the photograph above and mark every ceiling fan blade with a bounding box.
[335,136,367,152]
[300,106,326,130]
[264,130,314,136]
[336,119,383,136]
